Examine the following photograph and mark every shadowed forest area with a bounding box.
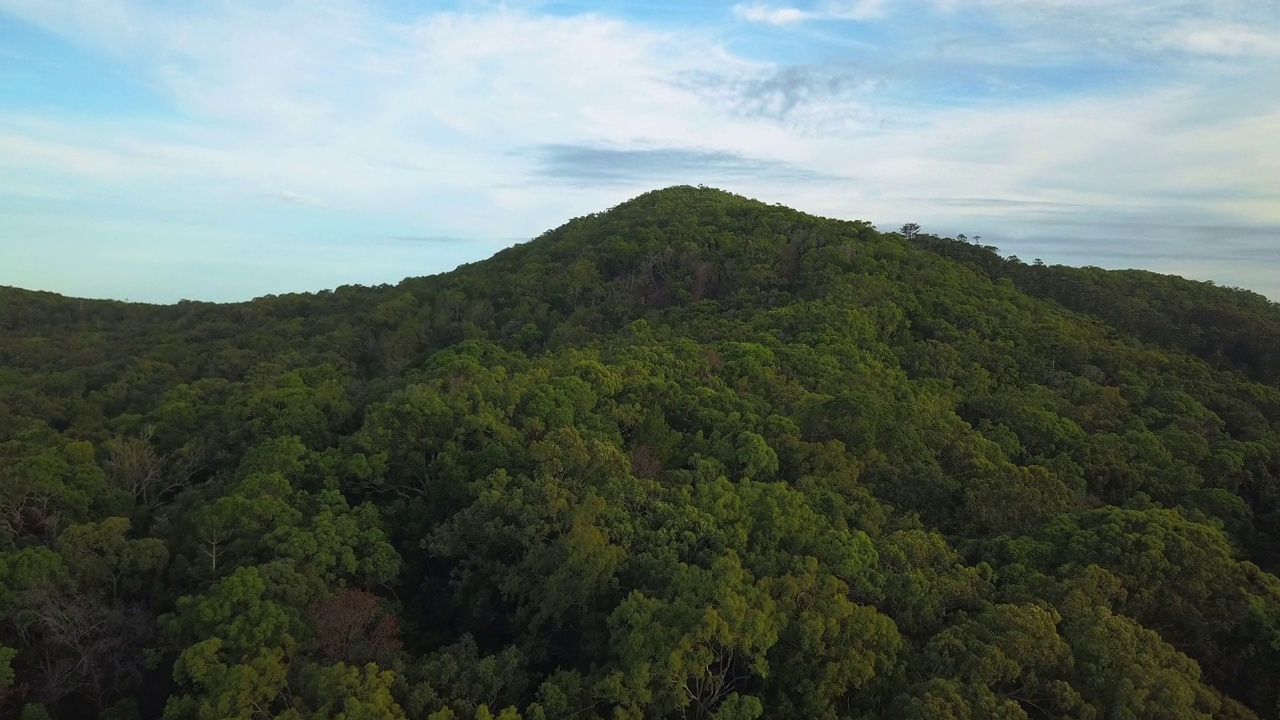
[2,186,1280,719]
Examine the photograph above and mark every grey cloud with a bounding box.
[963,221,1280,300]
[265,190,321,206]
[529,144,844,186]
[921,202,1280,298]
[385,235,473,245]
[679,64,881,124]
[920,197,1092,211]
[980,218,1280,265]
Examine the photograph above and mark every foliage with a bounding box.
[1,186,1279,718]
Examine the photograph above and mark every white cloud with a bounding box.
[1158,22,1280,57]
[0,2,829,213]
[734,0,886,24]
[0,131,123,176]
[734,4,812,24]
[867,0,1280,65]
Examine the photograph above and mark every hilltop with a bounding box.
[1,186,1279,719]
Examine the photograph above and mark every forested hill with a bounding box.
[908,233,1280,386]
[2,185,1279,720]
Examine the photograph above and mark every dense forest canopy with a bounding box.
[2,186,1280,720]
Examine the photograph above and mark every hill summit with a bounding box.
[2,186,1279,719]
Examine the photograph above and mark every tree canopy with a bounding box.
[2,186,1279,719]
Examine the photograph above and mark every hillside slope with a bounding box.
[1,186,1278,719]
[909,233,1280,386]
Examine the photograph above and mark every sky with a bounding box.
[1,0,1278,304]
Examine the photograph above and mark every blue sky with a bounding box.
[2,0,1278,303]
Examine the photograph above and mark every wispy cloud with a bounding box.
[734,5,811,25]
[682,64,883,129]
[734,0,887,24]
[267,190,323,206]
[1156,22,1280,57]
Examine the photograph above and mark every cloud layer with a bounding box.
[1,0,1277,301]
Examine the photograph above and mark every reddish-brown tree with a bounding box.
[309,588,402,665]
